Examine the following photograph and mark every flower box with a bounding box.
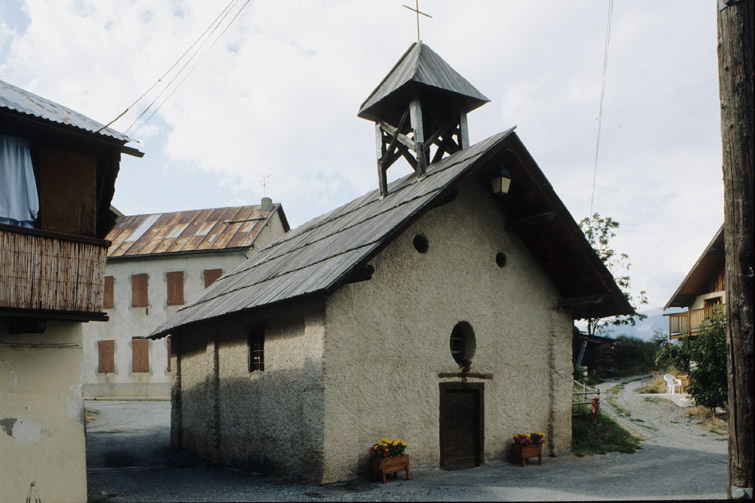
[369,454,411,483]
[510,444,542,467]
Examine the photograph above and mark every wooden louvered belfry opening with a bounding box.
[358,42,489,197]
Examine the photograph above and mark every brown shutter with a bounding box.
[166,271,184,306]
[98,340,115,373]
[204,269,223,288]
[132,274,148,307]
[103,276,114,309]
[167,336,172,372]
[132,338,149,373]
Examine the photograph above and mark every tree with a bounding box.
[579,213,648,337]
[717,1,754,498]
[687,312,728,411]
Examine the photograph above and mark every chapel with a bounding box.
[150,42,632,482]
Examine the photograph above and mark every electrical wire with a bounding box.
[589,0,614,218]
[130,0,251,137]
[99,0,240,134]
[125,0,246,135]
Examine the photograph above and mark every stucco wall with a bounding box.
[172,299,326,480]
[82,251,248,398]
[82,210,287,398]
[0,321,87,503]
[322,178,573,482]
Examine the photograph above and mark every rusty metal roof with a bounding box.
[107,204,287,259]
[664,225,725,309]
[0,78,138,149]
[358,42,490,123]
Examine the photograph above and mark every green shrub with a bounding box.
[687,312,727,410]
[612,335,659,376]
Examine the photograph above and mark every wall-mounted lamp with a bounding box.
[491,166,512,195]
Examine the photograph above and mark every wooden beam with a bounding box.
[558,295,606,309]
[504,211,556,230]
[380,122,416,152]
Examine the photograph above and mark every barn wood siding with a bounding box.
[0,225,107,313]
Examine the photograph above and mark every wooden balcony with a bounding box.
[667,305,724,339]
[0,224,108,317]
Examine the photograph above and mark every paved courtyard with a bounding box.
[85,379,727,501]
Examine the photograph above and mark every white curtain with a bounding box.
[0,134,39,228]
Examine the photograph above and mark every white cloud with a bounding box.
[0,0,724,310]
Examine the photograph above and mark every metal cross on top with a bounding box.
[402,0,432,41]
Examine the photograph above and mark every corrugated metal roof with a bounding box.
[664,225,725,309]
[358,42,490,122]
[107,204,285,259]
[0,78,131,143]
[150,129,516,337]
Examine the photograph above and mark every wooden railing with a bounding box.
[0,225,108,313]
[667,305,724,338]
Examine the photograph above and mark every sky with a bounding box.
[0,0,725,316]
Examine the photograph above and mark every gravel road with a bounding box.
[85,385,727,501]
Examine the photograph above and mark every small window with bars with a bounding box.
[249,326,265,372]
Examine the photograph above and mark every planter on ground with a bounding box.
[510,444,542,467]
[370,455,411,483]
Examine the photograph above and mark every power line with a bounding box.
[589,0,614,217]
[100,0,240,134]
[131,0,251,137]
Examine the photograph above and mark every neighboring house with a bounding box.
[664,225,725,339]
[149,42,633,483]
[0,79,141,502]
[82,202,289,398]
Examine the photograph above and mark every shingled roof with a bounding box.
[358,42,489,124]
[107,204,289,259]
[664,225,725,309]
[150,128,633,339]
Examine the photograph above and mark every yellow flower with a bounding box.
[380,438,386,443]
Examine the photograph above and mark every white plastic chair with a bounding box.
[664,374,682,395]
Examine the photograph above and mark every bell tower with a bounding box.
[358,42,489,197]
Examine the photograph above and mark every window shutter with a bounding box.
[98,340,115,373]
[103,276,114,309]
[166,271,184,306]
[132,338,149,373]
[132,274,148,307]
[204,269,223,288]
[167,336,172,372]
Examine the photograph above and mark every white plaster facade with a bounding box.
[169,179,573,483]
[82,209,288,398]
[1,322,88,503]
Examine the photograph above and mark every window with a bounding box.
[98,340,115,373]
[132,338,149,373]
[166,271,184,306]
[132,273,148,307]
[204,269,223,288]
[450,321,476,365]
[249,326,265,372]
[0,134,38,228]
[103,276,114,309]
[167,336,172,372]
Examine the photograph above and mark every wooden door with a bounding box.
[439,383,483,470]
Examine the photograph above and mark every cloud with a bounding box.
[0,0,724,310]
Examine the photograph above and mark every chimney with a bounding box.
[260,197,273,213]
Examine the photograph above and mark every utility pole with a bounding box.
[717,0,754,499]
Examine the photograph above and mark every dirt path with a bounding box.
[599,376,727,458]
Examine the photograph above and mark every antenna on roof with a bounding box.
[402,0,432,41]
[261,174,273,197]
